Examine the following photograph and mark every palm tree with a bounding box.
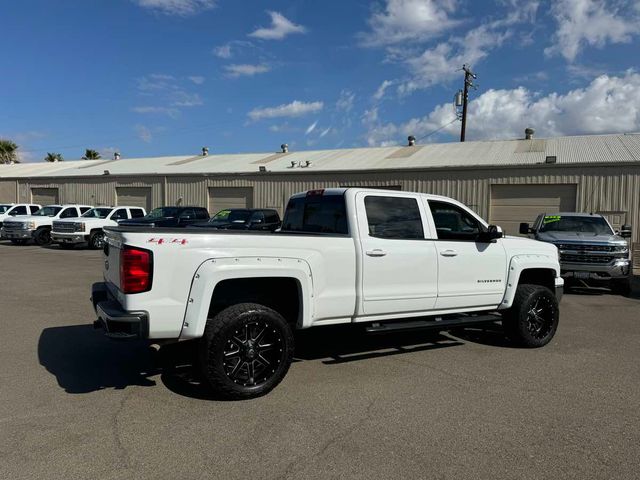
[44,152,64,162]
[82,149,101,160]
[0,139,19,164]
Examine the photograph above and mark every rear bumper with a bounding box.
[52,232,87,244]
[91,282,148,339]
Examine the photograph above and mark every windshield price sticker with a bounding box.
[543,215,561,224]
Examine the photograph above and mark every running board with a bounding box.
[365,314,501,334]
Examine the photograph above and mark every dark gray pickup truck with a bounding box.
[520,213,632,295]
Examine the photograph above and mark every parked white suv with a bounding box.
[51,206,146,249]
[1,204,93,245]
[0,204,41,235]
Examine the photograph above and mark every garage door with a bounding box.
[31,188,59,205]
[116,187,152,211]
[490,184,577,236]
[208,187,253,214]
[0,181,16,203]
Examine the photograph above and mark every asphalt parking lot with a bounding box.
[1,241,639,480]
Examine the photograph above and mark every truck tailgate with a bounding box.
[103,234,121,290]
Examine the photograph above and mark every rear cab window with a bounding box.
[364,196,424,239]
[129,208,145,218]
[282,190,348,234]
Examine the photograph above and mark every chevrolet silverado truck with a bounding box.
[51,206,146,249]
[0,203,41,235]
[92,188,564,399]
[520,213,632,295]
[117,206,209,228]
[1,204,93,245]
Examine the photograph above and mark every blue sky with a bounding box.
[2,0,640,161]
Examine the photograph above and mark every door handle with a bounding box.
[440,249,458,257]
[366,249,387,257]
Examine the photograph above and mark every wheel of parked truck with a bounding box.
[89,231,105,250]
[34,228,51,246]
[611,278,632,297]
[198,303,294,400]
[502,284,559,348]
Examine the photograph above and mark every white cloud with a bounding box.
[135,125,153,143]
[305,120,318,135]
[319,127,332,138]
[134,0,216,16]
[545,0,640,62]
[365,71,640,145]
[398,24,509,94]
[213,44,232,58]
[248,100,324,121]
[359,0,460,46]
[249,11,306,40]
[336,90,355,112]
[224,64,271,77]
[171,91,203,107]
[373,80,393,101]
[131,106,180,118]
[188,75,205,85]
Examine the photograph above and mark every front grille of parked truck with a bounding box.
[52,222,76,233]
[2,222,27,231]
[559,253,613,264]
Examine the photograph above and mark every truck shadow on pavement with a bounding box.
[39,323,501,400]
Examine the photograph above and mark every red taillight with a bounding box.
[120,246,153,294]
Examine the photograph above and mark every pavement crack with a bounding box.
[111,389,134,469]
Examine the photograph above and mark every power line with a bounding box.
[415,117,460,143]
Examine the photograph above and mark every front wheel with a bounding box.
[503,284,559,348]
[611,278,632,297]
[198,303,294,400]
[34,228,51,246]
[88,231,105,249]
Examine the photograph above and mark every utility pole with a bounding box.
[459,64,477,142]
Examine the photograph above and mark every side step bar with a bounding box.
[365,314,501,334]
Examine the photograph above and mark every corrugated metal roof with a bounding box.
[1,133,639,179]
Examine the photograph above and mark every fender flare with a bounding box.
[179,256,313,340]
[499,254,561,310]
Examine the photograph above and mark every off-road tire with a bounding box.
[503,284,559,348]
[611,278,632,297]
[34,228,51,246]
[89,230,105,250]
[198,303,294,400]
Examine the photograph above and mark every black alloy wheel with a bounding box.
[503,284,559,348]
[34,228,51,246]
[89,231,105,250]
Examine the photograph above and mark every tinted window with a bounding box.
[265,211,280,223]
[32,206,62,216]
[60,208,78,218]
[80,207,92,214]
[282,193,348,234]
[0,205,10,213]
[180,208,196,219]
[250,211,265,223]
[196,208,209,220]
[29,205,40,214]
[148,207,178,218]
[130,209,145,218]
[364,196,424,239]
[82,207,112,218]
[429,201,481,241]
[111,209,128,220]
[12,206,28,215]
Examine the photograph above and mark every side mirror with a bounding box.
[620,224,632,238]
[479,224,503,242]
[519,222,532,235]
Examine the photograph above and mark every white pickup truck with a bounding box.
[51,206,147,249]
[92,188,563,399]
[0,203,41,234]
[1,204,93,245]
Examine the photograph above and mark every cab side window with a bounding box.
[195,208,209,220]
[130,208,145,218]
[60,208,78,218]
[80,207,92,214]
[11,206,27,215]
[364,196,424,239]
[111,209,128,220]
[429,201,481,241]
[29,205,40,214]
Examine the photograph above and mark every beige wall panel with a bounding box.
[31,187,59,205]
[116,187,152,211]
[0,181,16,202]
[208,187,253,213]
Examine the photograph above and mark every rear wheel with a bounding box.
[198,303,294,400]
[88,231,105,249]
[34,228,51,246]
[503,284,559,348]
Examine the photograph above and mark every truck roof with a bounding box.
[289,187,466,204]
[542,212,605,218]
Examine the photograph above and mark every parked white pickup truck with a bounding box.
[0,203,41,234]
[51,206,147,249]
[92,188,563,399]
[1,204,93,245]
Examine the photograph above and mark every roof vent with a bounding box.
[281,143,289,153]
[525,128,535,140]
[113,152,121,160]
[202,147,209,156]
[408,135,416,146]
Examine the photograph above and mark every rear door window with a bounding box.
[130,208,145,218]
[111,209,128,220]
[364,196,424,239]
[60,208,78,218]
[29,205,40,214]
[80,207,92,214]
[196,208,209,220]
[282,193,348,234]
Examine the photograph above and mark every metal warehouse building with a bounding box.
[1,131,639,264]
